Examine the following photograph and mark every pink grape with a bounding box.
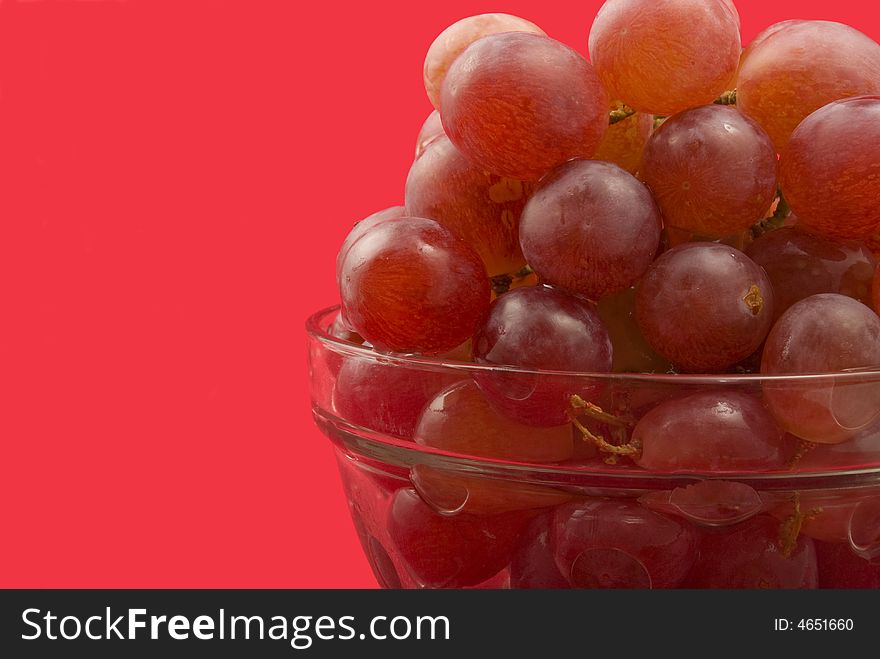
[684,515,818,588]
[552,499,699,588]
[423,13,545,110]
[339,218,490,355]
[441,32,608,181]
[411,380,573,515]
[816,541,880,588]
[509,513,570,589]
[632,391,788,472]
[414,110,445,158]
[874,265,880,311]
[519,160,662,300]
[588,0,741,115]
[333,355,458,439]
[473,286,613,427]
[639,105,778,237]
[635,243,775,372]
[386,488,527,588]
[745,226,877,320]
[592,108,653,174]
[761,294,880,443]
[405,135,529,277]
[780,96,880,240]
[737,21,880,151]
[415,380,573,463]
[335,206,405,284]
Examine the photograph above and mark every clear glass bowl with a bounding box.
[307,306,880,589]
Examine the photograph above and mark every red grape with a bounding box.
[415,380,573,463]
[588,0,740,115]
[761,294,880,443]
[509,513,569,589]
[328,312,363,346]
[640,481,763,527]
[386,488,525,588]
[593,108,653,174]
[335,206,405,285]
[745,226,877,320]
[596,288,673,374]
[684,515,818,588]
[405,135,529,277]
[441,32,608,181]
[632,391,788,472]
[875,265,880,311]
[414,110,444,158]
[868,234,880,260]
[639,105,777,236]
[423,13,545,110]
[519,160,662,300]
[552,499,699,588]
[333,355,459,439]
[780,96,880,240]
[815,541,880,588]
[635,243,775,372]
[473,286,613,427]
[737,21,880,151]
[411,380,573,515]
[339,218,489,355]
[770,490,880,548]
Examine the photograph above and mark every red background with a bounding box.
[1,0,878,588]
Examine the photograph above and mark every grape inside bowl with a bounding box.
[307,306,880,589]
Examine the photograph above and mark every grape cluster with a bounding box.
[328,0,880,588]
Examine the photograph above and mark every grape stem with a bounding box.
[778,492,822,559]
[569,395,640,464]
[713,89,737,106]
[751,192,790,239]
[570,394,631,427]
[490,265,534,296]
[786,440,816,470]
[609,105,637,125]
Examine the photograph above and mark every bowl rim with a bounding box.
[306,305,880,384]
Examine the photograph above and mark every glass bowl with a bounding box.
[307,306,880,589]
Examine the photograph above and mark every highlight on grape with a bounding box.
[313,0,880,590]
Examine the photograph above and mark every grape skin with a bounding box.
[632,391,788,472]
[423,13,545,110]
[780,96,880,240]
[737,21,880,151]
[387,489,526,588]
[510,514,569,589]
[552,499,699,588]
[588,0,741,115]
[473,286,613,427]
[519,160,662,300]
[405,135,529,278]
[816,541,880,588]
[335,206,405,285]
[684,516,818,588]
[333,355,458,440]
[415,380,573,463]
[639,105,778,237]
[412,380,575,514]
[441,32,608,181]
[635,243,775,373]
[745,226,877,320]
[761,294,880,443]
[414,110,444,159]
[593,108,653,174]
[339,218,489,355]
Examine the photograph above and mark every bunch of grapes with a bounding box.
[327,0,880,588]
